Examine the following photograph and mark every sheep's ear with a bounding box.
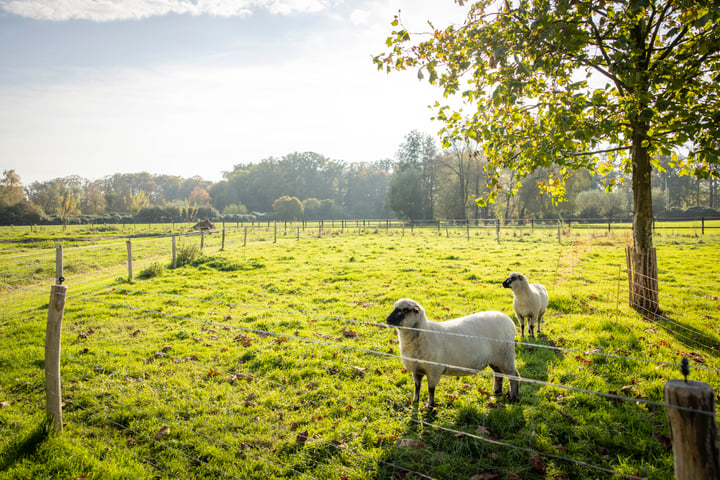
[413,306,420,313]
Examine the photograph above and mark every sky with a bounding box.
[0,0,470,186]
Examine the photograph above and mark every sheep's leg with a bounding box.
[518,316,526,337]
[425,372,442,407]
[537,311,544,335]
[489,365,504,396]
[494,364,520,402]
[412,372,424,403]
[507,366,520,402]
[528,315,535,338]
[428,386,436,407]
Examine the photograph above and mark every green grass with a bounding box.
[1,227,718,479]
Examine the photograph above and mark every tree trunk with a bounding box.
[629,126,659,316]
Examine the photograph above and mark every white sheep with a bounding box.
[385,298,520,407]
[502,272,549,338]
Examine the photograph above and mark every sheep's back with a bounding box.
[424,311,515,371]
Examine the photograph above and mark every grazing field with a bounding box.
[1,225,719,480]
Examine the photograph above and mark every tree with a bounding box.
[188,186,211,207]
[386,167,425,220]
[395,131,440,218]
[0,170,25,207]
[376,0,720,314]
[273,196,303,221]
[58,189,80,229]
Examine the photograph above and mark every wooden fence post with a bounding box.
[496,220,500,243]
[126,240,133,282]
[201,231,205,249]
[172,235,177,269]
[55,246,63,284]
[664,379,719,480]
[221,228,226,250]
[45,283,67,433]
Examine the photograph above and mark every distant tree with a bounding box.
[302,198,322,219]
[273,196,304,221]
[81,180,107,215]
[386,167,424,220]
[188,186,211,207]
[222,203,248,215]
[0,170,25,207]
[58,190,80,229]
[318,199,336,219]
[395,131,439,218]
[125,190,150,215]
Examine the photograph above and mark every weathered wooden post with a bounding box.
[664,364,719,480]
[496,220,500,243]
[702,217,705,235]
[221,228,226,250]
[466,221,470,240]
[55,246,63,284]
[45,283,67,433]
[297,226,300,241]
[126,240,133,282]
[200,231,205,249]
[172,235,177,268]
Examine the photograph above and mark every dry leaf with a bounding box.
[395,438,426,449]
[155,425,170,441]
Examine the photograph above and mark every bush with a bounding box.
[174,243,202,268]
[138,262,164,279]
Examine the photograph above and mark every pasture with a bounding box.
[1,223,719,479]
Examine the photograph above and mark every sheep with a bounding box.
[502,272,549,338]
[385,298,520,407]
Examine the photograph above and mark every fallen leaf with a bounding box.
[296,430,309,445]
[470,471,499,480]
[530,454,546,474]
[0,401,10,408]
[155,425,170,441]
[395,438,426,449]
[475,425,489,436]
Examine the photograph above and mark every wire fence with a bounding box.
[1,226,719,479]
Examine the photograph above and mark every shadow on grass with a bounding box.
[650,312,720,357]
[372,339,561,479]
[0,418,51,472]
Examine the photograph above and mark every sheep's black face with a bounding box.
[386,307,409,326]
[502,273,524,288]
[386,302,420,327]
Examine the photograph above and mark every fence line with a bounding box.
[66,292,720,418]
[62,353,433,480]
[3,228,719,478]
[57,321,647,480]
[100,286,720,375]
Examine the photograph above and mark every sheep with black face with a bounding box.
[502,272,549,338]
[386,298,520,407]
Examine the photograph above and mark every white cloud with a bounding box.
[0,0,343,21]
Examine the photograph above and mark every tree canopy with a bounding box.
[375,0,720,245]
[375,0,720,312]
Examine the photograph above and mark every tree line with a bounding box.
[1,131,718,226]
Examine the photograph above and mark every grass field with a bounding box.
[1,224,719,479]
